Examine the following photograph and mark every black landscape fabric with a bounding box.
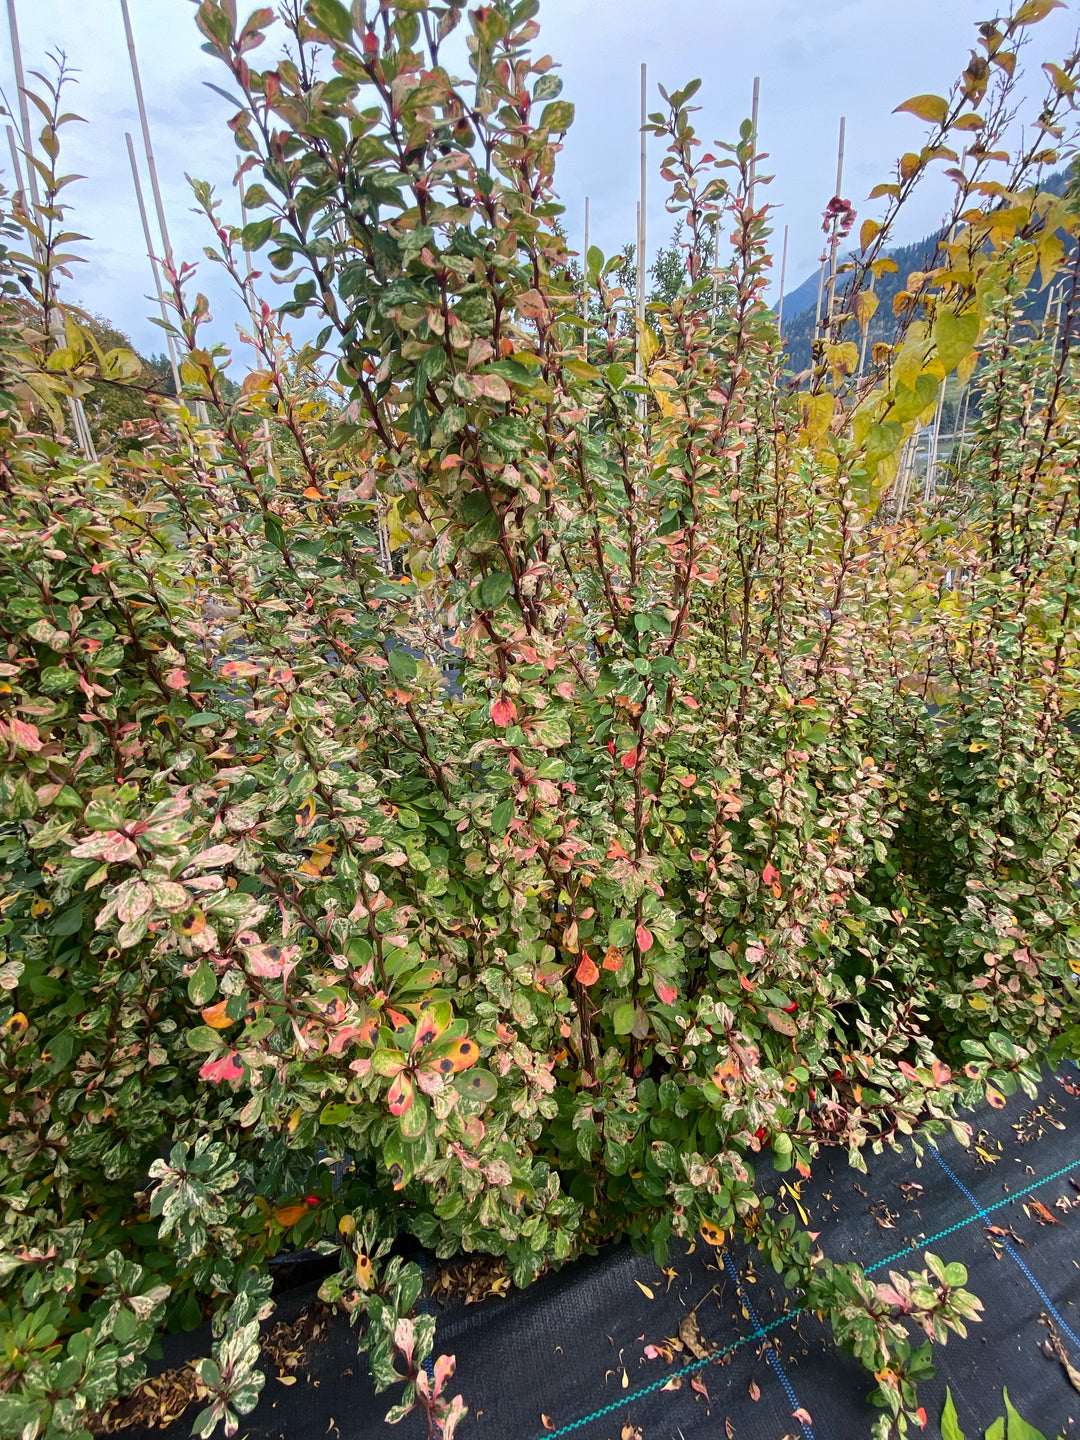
[116,1066,1080,1440]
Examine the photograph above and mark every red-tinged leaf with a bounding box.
[792,1408,813,1427]
[986,1084,1006,1108]
[603,946,624,971]
[243,943,295,979]
[220,659,261,679]
[766,1008,798,1037]
[654,978,678,1006]
[914,1408,927,1429]
[898,1060,920,1081]
[303,486,324,500]
[517,288,546,319]
[387,1071,414,1116]
[690,1375,710,1402]
[6,717,42,752]
[491,697,517,727]
[619,747,638,769]
[762,862,779,886]
[200,1050,244,1084]
[575,954,600,986]
[386,1008,412,1036]
[165,667,189,690]
[414,1001,452,1049]
[931,1058,952,1087]
[635,924,653,953]
[1029,1199,1059,1224]
[426,1038,481,1075]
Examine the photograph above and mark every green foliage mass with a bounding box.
[0,5,1079,1440]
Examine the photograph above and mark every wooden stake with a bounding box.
[748,76,760,212]
[120,0,174,261]
[126,133,182,398]
[636,63,647,348]
[582,195,590,323]
[824,116,846,329]
[5,0,39,213]
[6,3,95,458]
[776,223,788,339]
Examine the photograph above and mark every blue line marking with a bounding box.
[722,1252,817,1440]
[930,1146,1080,1352]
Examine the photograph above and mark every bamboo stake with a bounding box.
[5,0,39,213]
[924,384,945,504]
[119,0,218,445]
[776,223,788,339]
[126,133,182,398]
[582,195,590,324]
[824,116,846,330]
[120,0,174,261]
[6,4,95,459]
[747,76,760,212]
[636,63,647,351]
[857,271,875,378]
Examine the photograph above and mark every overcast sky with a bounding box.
[0,0,1075,363]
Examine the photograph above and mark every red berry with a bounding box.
[782,1002,797,1014]
[305,1195,319,1206]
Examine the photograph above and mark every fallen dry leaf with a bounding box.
[793,1408,814,1427]
[678,1312,712,1361]
[691,1374,710,1402]
[634,1280,655,1300]
[541,1417,554,1433]
[749,1378,761,1401]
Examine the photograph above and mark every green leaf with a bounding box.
[490,798,513,836]
[935,309,980,373]
[613,1002,636,1035]
[305,0,353,42]
[1003,1390,1049,1440]
[940,1390,965,1440]
[478,570,513,609]
[263,514,286,551]
[540,101,575,133]
[188,961,217,1007]
[388,648,417,683]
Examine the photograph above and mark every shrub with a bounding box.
[1,4,1079,1438]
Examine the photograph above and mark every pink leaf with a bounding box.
[199,1050,244,1084]
[575,954,600,986]
[491,698,517,728]
[691,1375,710,1401]
[8,717,42,752]
[654,978,677,1005]
[165,667,189,690]
[635,924,653,953]
[388,1072,415,1116]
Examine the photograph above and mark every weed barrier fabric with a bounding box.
[116,1068,1080,1440]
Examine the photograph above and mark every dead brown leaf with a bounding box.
[678,1312,713,1361]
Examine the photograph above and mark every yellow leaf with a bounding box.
[634,1280,655,1299]
[1015,0,1064,23]
[894,94,949,124]
[638,321,660,368]
[860,218,882,254]
[275,1204,308,1227]
[952,113,985,131]
[295,794,317,829]
[801,392,834,446]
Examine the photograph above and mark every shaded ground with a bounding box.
[107,1066,1080,1440]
